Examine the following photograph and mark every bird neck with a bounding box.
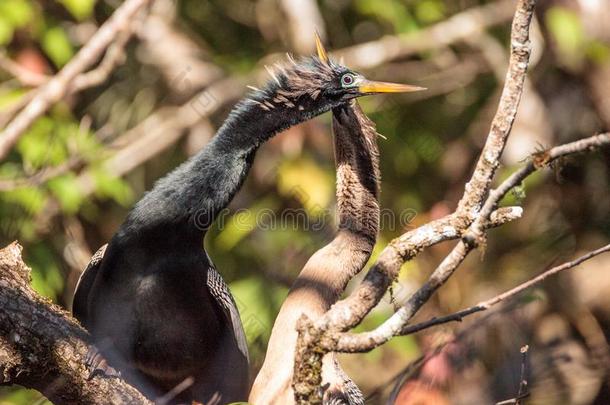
[250,102,381,403]
[292,103,381,306]
[216,89,336,153]
[123,94,330,241]
[333,103,380,243]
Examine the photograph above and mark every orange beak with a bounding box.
[358,80,426,94]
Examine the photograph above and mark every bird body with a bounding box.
[73,36,422,403]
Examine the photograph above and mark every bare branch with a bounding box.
[312,0,537,339]
[336,0,516,70]
[71,26,133,91]
[516,345,530,404]
[328,134,609,352]
[454,0,536,216]
[0,0,151,160]
[293,0,539,383]
[380,243,609,338]
[465,132,610,245]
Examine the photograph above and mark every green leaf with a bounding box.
[230,276,282,343]
[17,117,67,168]
[47,174,83,213]
[215,198,279,251]
[0,15,15,45]
[92,168,133,206]
[0,88,28,110]
[42,26,74,67]
[277,157,333,216]
[57,0,97,21]
[355,0,417,33]
[1,387,52,405]
[411,131,442,163]
[2,187,47,215]
[0,0,34,27]
[28,243,64,300]
[586,40,610,65]
[545,7,585,69]
[71,128,103,161]
[216,209,257,251]
[415,0,445,24]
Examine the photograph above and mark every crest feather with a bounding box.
[314,31,329,64]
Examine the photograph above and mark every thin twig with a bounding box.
[0,0,151,160]
[336,0,516,69]
[396,244,610,336]
[496,345,530,404]
[72,26,133,91]
[516,345,530,404]
[0,156,84,191]
[0,53,48,86]
[155,377,194,405]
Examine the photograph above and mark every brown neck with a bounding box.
[294,101,381,307]
[250,100,381,404]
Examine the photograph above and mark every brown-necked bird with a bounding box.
[72,35,423,404]
[251,99,382,405]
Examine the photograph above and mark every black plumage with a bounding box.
[73,39,423,404]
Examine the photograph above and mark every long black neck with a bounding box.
[119,95,333,244]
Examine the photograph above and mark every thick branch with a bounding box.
[0,243,151,404]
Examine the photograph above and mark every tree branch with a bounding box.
[0,243,151,404]
[328,133,610,352]
[0,0,151,160]
[291,2,538,398]
[496,345,530,405]
[336,0,516,69]
[352,243,610,342]
[311,0,537,341]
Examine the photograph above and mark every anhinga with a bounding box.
[250,100,381,404]
[72,36,422,404]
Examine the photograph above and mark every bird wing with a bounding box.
[72,244,108,328]
[205,259,249,362]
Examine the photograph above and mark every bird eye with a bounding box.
[340,73,356,88]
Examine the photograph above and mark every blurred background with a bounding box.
[1,0,610,404]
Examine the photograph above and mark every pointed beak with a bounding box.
[358,80,426,94]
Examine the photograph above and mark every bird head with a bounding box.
[248,34,424,114]
[310,33,426,100]
[234,33,425,138]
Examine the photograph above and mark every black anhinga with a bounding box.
[72,36,423,403]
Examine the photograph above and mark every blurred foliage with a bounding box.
[545,6,610,70]
[1,0,610,403]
